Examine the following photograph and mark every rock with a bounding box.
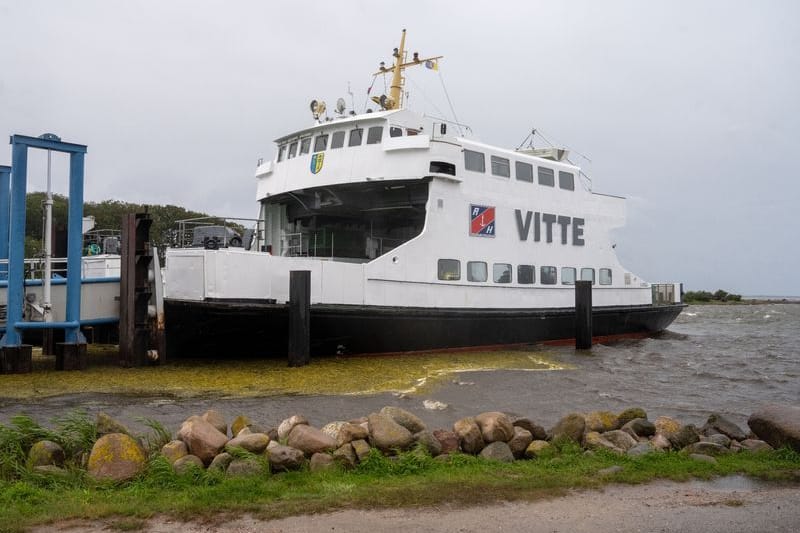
[603,430,638,451]
[597,465,623,476]
[277,415,309,441]
[621,418,656,438]
[225,433,271,454]
[525,440,552,459]
[266,427,279,442]
[627,442,657,457]
[230,415,252,438]
[310,453,336,472]
[703,413,746,441]
[413,430,443,457]
[550,413,586,443]
[474,412,515,443]
[368,413,414,453]
[651,433,672,450]
[432,429,460,454]
[748,404,800,452]
[173,454,204,474]
[351,439,372,463]
[177,416,229,465]
[689,453,717,464]
[28,440,65,467]
[669,424,701,450]
[202,409,228,437]
[96,412,130,436]
[226,458,264,476]
[684,441,729,456]
[584,432,624,454]
[730,440,744,453]
[704,433,732,448]
[332,444,357,469]
[287,425,337,456]
[740,439,774,453]
[453,417,485,454]
[380,406,426,433]
[208,452,234,472]
[322,421,369,448]
[654,416,682,439]
[584,411,620,433]
[266,444,305,472]
[161,440,189,464]
[87,433,146,482]
[511,418,547,441]
[617,407,648,427]
[508,427,533,459]
[478,441,515,462]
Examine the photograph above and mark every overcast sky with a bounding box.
[1,1,798,296]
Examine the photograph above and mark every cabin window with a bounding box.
[518,264,535,284]
[559,171,575,190]
[561,267,576,285]
[515,161,533,182]
[464,150,485,172]
[490,156,510,178]
[581,268,595,284]
[438,259,460,281]
[314,134,328,152]
[331,131,346,149]
[493,263,512,283]
[277,145,286,162]
[407,128,419,136]
[288,142,298,159]
[538,167,555,187]
[367,126,383,144]
[349,128,363,146]
[600,268,613,285]
[467,261,488,282]
[540,266,557,285]
[430,161,456,176]
[299,138,311,155]
[389,126,403,138]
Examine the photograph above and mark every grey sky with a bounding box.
[1,1,798,296]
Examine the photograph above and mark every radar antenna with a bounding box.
[371,30,442,110]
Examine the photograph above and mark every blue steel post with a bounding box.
[64,152,86,344]
[0,165,10,280]
[1,144,28,347]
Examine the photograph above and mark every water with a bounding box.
[1,304,797,432]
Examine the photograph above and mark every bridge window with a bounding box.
[277,145,286,162]
[581,268,595,283]
[515,161,533,182]
[288,141,298,159]
[559,171,575,190]
[600,268,613,285]
[407,128,419,136]
[367,126,383,144]
[438,259,460,281]
[490,156,510,178]
[538,167,555,187]
[299,138,311,155]
[390,126,403,137]
[314,134,328,152]
[561,267,576,285]
[493,263,512,283]
[518,264,535,284]
[331,131,345,149]
[464,150,485,173]
[349,128,363,147]
[541,266,557,285]
[467,261,488,282]
[430,161,456,176]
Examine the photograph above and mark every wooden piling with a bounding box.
[575,280,592,349]
[288,270,311,367]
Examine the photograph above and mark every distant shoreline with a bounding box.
[686,298,800,305]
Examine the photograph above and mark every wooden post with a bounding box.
[575,280,592,349]
[288,270,311,367]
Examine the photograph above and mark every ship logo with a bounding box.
[469,204,496,237]
[310,152,325,174]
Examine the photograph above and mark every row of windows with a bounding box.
[463,149,575,190]
[437,259,612,285]
[277,125,420,162]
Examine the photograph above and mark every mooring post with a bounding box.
[288,270,311,367]
[575,280,592,350]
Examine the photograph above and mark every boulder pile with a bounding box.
[22,404,799,480]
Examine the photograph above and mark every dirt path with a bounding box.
[34,477,800,533]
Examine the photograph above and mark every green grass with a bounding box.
[1,443,798,533]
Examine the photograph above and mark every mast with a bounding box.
[389,29,407,110]
[373,30,442,110]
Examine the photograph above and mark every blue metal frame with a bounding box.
[0,165,9,280]
[0,135,88,348]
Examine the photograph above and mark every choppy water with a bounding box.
[1,304,798,432]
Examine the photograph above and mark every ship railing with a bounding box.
[652,283,683,305]
[173,216,264,251]
[0,258,69,281]
[427,115,473,139]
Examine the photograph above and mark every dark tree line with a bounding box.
[684,289,742,303]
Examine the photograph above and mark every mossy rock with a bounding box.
[87,433,146,482]
[28,440,65,468]
[617,407,648,426]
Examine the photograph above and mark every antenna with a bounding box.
[335,97,346,115]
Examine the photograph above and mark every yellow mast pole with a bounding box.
[389,29,407,109]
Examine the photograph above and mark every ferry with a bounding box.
[163,30,684,357]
